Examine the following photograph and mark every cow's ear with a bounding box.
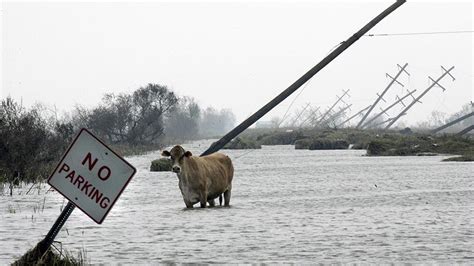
[184,151,192,157]
[161,150,171,157]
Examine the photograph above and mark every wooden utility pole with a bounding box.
[289,103,312,127]
[356,63,409,128]
[385,66,455,130]
[360,89,417,129]
[431,111,474,134]
[372,117,395,128]
[315,90,350,127]
[336,105,371,128]
[299,106,320,128]
[201,0,406,156]
[457,125,474,136]
[325,104,352,127]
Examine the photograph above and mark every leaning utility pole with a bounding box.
[299,106,320,128]
[289,103,311,127]
[201,0,406,156]
[336,105,372,128]
[325,104,352,127]
[360,89,417,129]
[385,65,455,130]
[315,90,350,126]
[431,111,474,134]
[457,125,474,136]
[356,63,409,128]
[372,117,395,128]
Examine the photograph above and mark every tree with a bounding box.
[0,98,61,192]
[165,97,201,141]
[199,107,236,137]
[86,83,179,145]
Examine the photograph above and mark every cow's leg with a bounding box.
[224,189,231,207]
[219,194,223,206]
[199,190,207,208]
[184,200,193,209]
[208,199,215,207]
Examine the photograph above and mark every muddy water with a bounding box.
[1,139,473,263]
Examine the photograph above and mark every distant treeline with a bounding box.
[0,83,235,185]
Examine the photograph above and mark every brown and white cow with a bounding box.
[161,145,233,208]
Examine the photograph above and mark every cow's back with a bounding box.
[198,153,233,195]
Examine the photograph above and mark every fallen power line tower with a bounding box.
[431,111,474,134]
[384,65,455,130]
[356,63,409,128]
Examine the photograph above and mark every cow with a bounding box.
[161,145,233,208]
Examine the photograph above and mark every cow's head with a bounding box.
[161,145,192,174]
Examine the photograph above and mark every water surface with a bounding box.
[1,140,473,263]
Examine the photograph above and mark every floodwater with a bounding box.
[1,139,473,264]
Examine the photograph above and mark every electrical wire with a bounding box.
[277,41,345,127]
[364,30,473,37]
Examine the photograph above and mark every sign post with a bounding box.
[38,128,136,254]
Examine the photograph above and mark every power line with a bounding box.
[365,30,473,37]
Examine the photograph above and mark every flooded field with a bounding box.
[1,139,473,263]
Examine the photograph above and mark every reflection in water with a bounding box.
[1,140,473,263]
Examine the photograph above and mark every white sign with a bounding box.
[48,128,136,224]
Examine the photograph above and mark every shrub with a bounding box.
[150,158,172,172]
[223,137,261,149]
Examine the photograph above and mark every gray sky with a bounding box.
[2,0,473,127]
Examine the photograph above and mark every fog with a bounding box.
[2,0,472,127]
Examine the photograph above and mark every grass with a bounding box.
[227,127,474,161]
[13,243,87,266]
[366,134,474,157]
[230,127,379,150]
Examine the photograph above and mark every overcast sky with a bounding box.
[2,0,473,128]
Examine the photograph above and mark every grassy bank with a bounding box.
[222,127,474,161]
[366,134,474,157]
[224,128,376,150]
[223,137,261,149]
[442,151,474,162]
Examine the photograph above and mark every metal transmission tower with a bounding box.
[385,66,455,130]
[360,89,417,128]
[336,105,371,128]
[431,111,474,134]
[356,63,409,128]
[316,89,350,126]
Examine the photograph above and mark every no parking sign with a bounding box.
[48,128,136,224]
